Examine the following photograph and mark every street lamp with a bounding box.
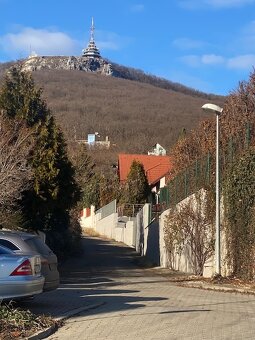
[202,103,223,276]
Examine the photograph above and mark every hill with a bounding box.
[0,60,225,166]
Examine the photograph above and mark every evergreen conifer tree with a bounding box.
[124,160,150,204]
[0,66,80,235]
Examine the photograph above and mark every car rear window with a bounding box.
[0,246,13,254]
[0,239,19,251]
[25,237,52,255]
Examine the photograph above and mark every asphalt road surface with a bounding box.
[47,236,255,340]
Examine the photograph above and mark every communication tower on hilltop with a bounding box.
[82,17,101,58]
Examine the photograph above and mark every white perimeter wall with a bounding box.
[80,205,138,248]
[80,197,230,278]
[159,190,229,277]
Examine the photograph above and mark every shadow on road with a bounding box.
[20,236,170,318]
[59,237,141,277]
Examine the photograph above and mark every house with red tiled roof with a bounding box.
[118,153,173,203]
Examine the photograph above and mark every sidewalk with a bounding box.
[134,252,255,295]
[145,266,255,295]
[22,237,255,339]
[24,266,255,321]
[20,273,105,340]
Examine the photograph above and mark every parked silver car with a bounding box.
[0,245,44,300]
[0,230,59,291]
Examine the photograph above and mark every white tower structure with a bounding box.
[82,17,101,58]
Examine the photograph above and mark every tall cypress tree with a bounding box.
[0,66,80,233]
[124,160,150,204]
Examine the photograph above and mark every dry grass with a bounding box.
[0,302,58,339]
[83,227,101,237]
[83,228,117,242]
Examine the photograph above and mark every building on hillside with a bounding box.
[28,50,38,59]
[82,17,101,58]
[118,153,173,203]
[76,133,111,149]
[148,143,166,156]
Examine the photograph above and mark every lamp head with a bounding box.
[202,103,223,115]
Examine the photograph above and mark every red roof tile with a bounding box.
[118,154,173,185]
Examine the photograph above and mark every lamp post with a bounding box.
[202,103,223,276]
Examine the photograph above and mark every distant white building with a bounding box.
[28,51,38,59]
[148,143,166,156]
[76,133,110,149]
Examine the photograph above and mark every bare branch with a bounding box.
[0,112,34,222]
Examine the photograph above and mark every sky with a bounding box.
[1,0,255,95]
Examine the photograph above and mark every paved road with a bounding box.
[43,236,255,339]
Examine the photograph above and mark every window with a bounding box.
[25,237,52,255]
[0,246,12,254]
[0,239,19,251]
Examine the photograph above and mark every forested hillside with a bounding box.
[34,71,224,150]
[0,61,225,164]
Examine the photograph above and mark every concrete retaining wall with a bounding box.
[159,190,229,277]
[80,193,230,278]
[160,207,195,272]
[115,218,136,247]
[95,212,119,239]
[81,204,137,247]
[136,204,160,265]
[80,206,95,229]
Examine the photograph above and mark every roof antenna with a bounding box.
[90,17,95,42]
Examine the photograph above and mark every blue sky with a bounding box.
[1,0,255,95]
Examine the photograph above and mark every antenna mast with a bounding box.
[90,17,95,42]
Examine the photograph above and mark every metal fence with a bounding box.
[96,199,117,220]
[117,204,144,217]
[160,122,254,209]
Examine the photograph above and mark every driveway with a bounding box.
[25,236,255,339]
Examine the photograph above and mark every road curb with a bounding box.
[28,302,105,340]
[28,324,58,340]
[178,282,255,295]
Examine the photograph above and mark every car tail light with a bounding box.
[10,259,32,276]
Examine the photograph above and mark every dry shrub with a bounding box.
[164,190,215,275]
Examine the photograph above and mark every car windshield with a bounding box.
[25,237,52,255]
